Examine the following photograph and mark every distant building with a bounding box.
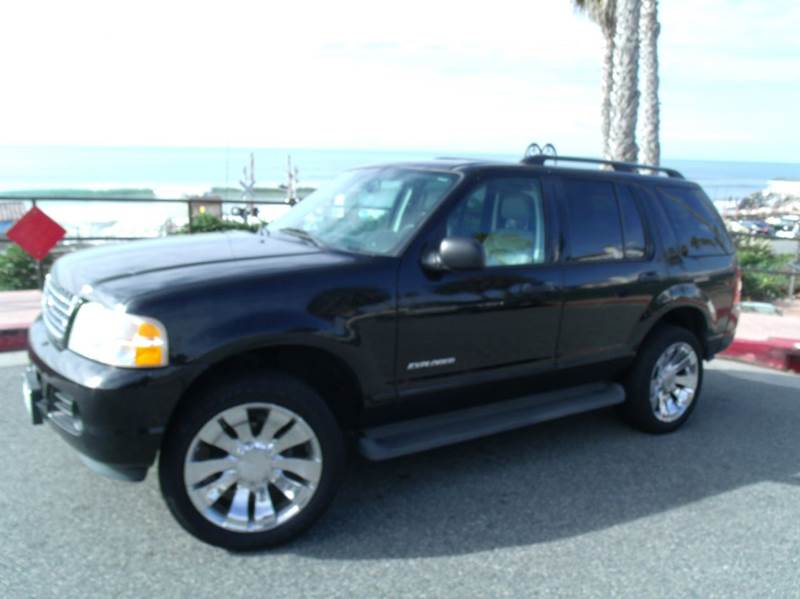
[767,179,800,197]
[0,201,26,237]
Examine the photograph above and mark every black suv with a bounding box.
[24,153,739,549]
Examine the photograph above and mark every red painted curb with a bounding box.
[0,329,28,353]
[721,338,800,373]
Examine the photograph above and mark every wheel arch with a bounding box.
[641,304,712,358]
[166,344,364,439]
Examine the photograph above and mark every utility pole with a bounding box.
[238,153,257,223]
[286,155,299,206]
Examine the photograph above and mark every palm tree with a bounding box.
[574,0,617,159]
[638,0,660,166]
[608,0,642,163]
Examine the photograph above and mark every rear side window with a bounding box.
[657,186,731,256]
[563,179,624,262]
[617,185,648,259]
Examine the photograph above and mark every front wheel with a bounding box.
[159,371,345,550]
[621,325,704,434]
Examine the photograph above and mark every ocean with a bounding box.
[1,145,799,238]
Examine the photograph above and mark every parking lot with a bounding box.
[1,356,799,599]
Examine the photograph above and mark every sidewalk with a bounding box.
[720,310,800,373]
[1,289,799,372]
[0,290,40,352]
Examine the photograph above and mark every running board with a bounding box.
[359,383,625,461]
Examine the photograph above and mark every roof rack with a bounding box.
[522,154,684,179]
[434,156,481,161]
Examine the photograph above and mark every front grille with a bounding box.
[41,276,79,345]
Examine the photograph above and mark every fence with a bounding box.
[2,196,800,301]
[0,195,295,288]
[0,194,293,243]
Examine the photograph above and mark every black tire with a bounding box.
[159,370,345,550]
[621,324,704,434]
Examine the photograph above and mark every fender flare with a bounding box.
[633,282,715,353]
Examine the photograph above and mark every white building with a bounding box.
[767,179,800,197]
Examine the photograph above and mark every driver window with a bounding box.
[445,177,546,266]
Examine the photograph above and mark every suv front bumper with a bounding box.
[26,317,197,481]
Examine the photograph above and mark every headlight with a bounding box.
[67,302,169,368]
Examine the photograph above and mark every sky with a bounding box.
[0,0,797,162]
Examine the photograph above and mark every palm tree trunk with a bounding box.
[600,31,615,159]
[638,0,660,166]
[608,0,641,163]
[573,0,617,159]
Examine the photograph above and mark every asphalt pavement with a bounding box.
[1,354,799,599]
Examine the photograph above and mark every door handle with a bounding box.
[638,271,661,282]
[520,281,556,295]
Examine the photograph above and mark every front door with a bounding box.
[394,173,563,410]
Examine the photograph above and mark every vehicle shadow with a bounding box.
[272,364,800,559]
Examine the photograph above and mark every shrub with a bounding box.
[0,245,52,290]
[734,235,792,301]
[173,213,260,235]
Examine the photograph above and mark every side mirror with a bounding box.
[422,237,485,272]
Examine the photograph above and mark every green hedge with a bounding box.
[734,236,792,301]
[0,245,51,290]
[173,213,260,234]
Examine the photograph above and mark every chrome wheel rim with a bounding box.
[183,403,322,533]
[650,342,700,423]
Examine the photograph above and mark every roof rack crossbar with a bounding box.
[521,155,684,179]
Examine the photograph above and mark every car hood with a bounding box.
[51,231,325,297]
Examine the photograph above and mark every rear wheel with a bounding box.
[622,325,704,434]
[159,370,345,550]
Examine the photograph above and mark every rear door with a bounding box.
[557,177,663,368]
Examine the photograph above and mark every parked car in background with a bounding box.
[727,220,749,235]
[740,220,772,237]
[775,222,800,240]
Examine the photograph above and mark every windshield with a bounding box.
[267,167,459,255]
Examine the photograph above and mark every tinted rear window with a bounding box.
[656,186,732,256]
[564,179,624,262]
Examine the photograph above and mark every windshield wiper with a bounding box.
[277,227,326,248]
